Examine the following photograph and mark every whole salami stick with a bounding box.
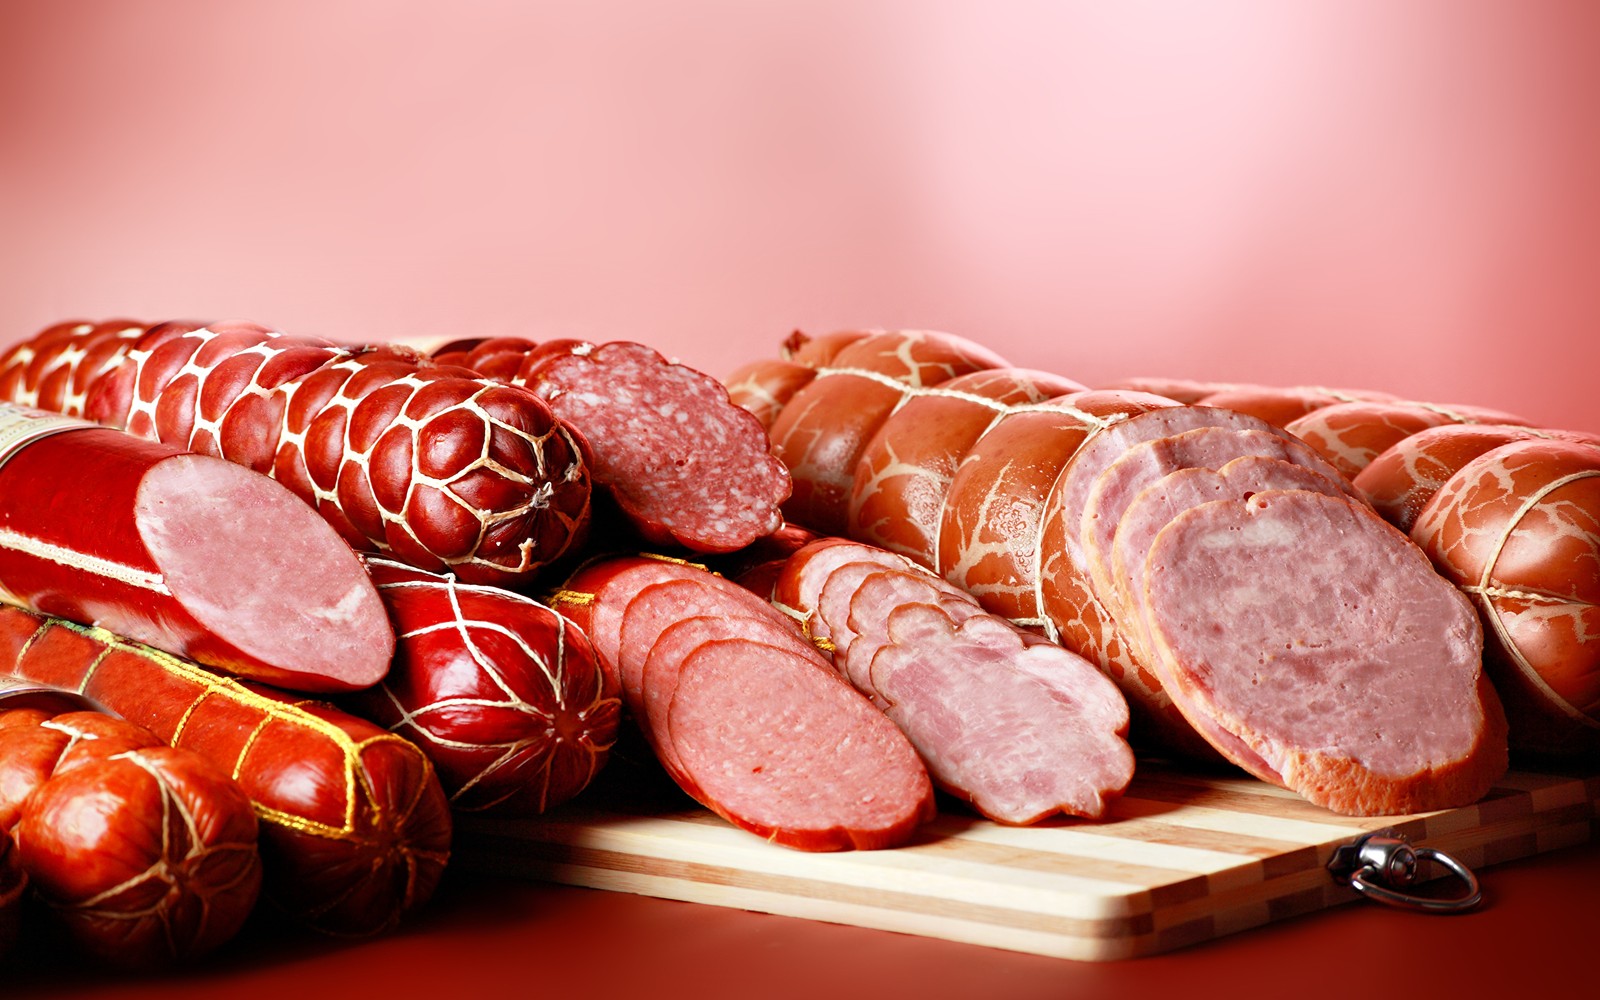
[0,605,453,937]
[0,402,393,693]
[0,320,593,585]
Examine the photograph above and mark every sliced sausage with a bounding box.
[0,404,394,693]
[1138,490,1507,815]
[666,636,935,851]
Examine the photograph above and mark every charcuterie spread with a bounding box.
[1,316,1597,967]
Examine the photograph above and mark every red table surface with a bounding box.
[4,839,1594,1000]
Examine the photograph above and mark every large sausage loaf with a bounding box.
[1,320,593,585]
[0,606,453,936]
[1411,440,1600,757]
[0,403,393,693]
[346,557,622,814]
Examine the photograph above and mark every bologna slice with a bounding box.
[0,404,392,693]
[1137,490,1507,815]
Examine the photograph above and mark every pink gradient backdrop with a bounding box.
[2,1,1596,428]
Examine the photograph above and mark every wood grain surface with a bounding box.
[456,755,1600,961]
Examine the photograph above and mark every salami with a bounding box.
[15,745,262,970]
[0,403,394,693]
[496,340,791,552]
[0,606,453,936]
[345,558,622,814]
[1411,440,1600,757]
[1138,490,1506,815]
[0,319,148,417]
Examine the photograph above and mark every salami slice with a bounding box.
[513,341,792,552]
[666,636,935,851]
[1138,490,1506,815]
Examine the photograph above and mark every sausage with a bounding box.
[1353,424,1566,532]
[1191,385,1365,427]
[771,538,1134,823]
[767,330,1010,534]
[1411,440,1600,758]
[0,825,24,960]
[664,635,935,850]
[0,319,148,417]
[558,555,934,849]
[0,711,165,831]
[848,368,1086,567]
[481,340,791,552]
[0,605,453,937]
[347,557,623,814]
[1036,406,1320,759]
[1284,400,1533,480]
[1080,426,1353,631]
[1138,490,1506,815]
[1108,457,1347,657]
[936,390,1177,625]
[4,319,592,585]
[1095,376,1235,403]
[0,403,394,693]
[15,745,262,970]
[724,357,821,430]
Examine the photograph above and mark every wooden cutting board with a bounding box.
[454,755,1600,961]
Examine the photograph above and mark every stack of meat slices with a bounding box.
[765,538,1134,825]
[1049,406,1508,815]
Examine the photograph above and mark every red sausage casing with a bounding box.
[0,404,393,693]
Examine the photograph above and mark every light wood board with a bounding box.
[454,758,1600,961]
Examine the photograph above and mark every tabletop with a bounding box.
[4,835,1594,1000]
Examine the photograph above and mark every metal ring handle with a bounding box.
[1350,846,1482,913]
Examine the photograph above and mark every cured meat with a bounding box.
[0,319,148,417]
[771,538,1134,823]
[558,555,934,849]
[1079,426,1352,629]
[1137,490,1506,815]
[0,825,21,960]
[1411,440,1600,757]
[345,558,623,815]
[1095,376,1232,403]
[15,745,262,970]
[3,320,592,585]
[848,368,1085,567]
[665,636,935,850]
[1285,400,1533,480]
[1192,386,1369,428]
[936,390,1177,625]
[0,403,394,693]
[0,712,165,831]
[1108,457,1345,657]
[723,358,821,430]
[0,605,453,937]
[1354,424,1557,532]
[1036,406,1320,758]
[767,330,1009,534]
[512,341,791,552]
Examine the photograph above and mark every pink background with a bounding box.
[2,1,1596,429]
